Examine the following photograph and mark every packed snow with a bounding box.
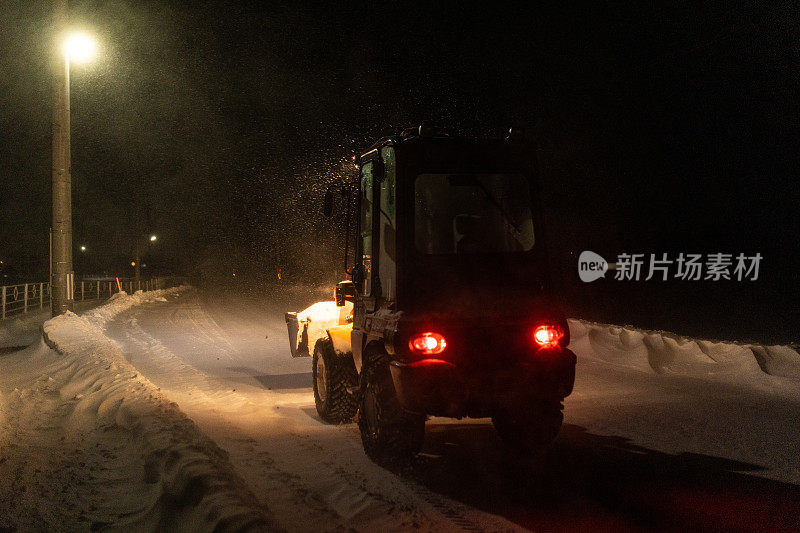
[566,318,800,483]
[0,299,100,349]
[103,290,522,531]
[0,309,50,348]
[1,287,798,531]
[0,289,273,531]
[568,318,800,381]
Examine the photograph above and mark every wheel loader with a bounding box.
[286,125,576,462]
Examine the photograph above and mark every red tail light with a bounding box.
[409,332,447,355]
[533,324,564,349]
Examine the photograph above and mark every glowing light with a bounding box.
[409,332,447,355]
[533,325,564,349]
[64,33,96,63]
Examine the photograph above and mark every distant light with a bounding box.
[64,33,96,63]
[80,245,87,251]
[150,235,157,242]
[131,261,136,267]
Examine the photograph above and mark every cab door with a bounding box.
[352,147,397,373]
[351,157,376,372]
[378,146,397,303]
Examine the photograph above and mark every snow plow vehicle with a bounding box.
[286,125,576,462]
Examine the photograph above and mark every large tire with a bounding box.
[313,338,358,424]
[358,359,425,464]
[492,401,564,452]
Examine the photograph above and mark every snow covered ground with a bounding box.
[1,286,798,531]
[0,299,99,350]
[102,289,522,532]
[566,318,800,483]
[0,289,272,531]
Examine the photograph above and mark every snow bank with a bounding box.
[0,308,52,347]
[0,287,274,531]
[568,318,800,381]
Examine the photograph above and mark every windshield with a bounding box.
[414,173,535,254]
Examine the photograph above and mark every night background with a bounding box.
[1,1,798,342]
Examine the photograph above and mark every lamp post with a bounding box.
[50,0,95,316]
[134,235,157,282]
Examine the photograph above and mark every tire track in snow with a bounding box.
[109,310,353,531]
[285,431,498,531]
[0,290,275,531]
[108,292,525,532]
[169,300,238,362]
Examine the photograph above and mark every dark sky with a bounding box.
[1,1,798,340]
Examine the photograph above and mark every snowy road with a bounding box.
[103,288,520,532]
[98,287,799,532]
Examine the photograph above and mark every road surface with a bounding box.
[102,286,799,532]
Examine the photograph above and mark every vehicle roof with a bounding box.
[358,125,525,161]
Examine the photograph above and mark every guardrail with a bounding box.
[1,277,183,320]
[0,282,50,319]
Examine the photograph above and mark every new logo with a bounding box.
[578,251,608,282]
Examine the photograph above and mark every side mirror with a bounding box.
[323,189,335,217]
[335,280,355,307]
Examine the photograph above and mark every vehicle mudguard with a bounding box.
[327,323,354,357]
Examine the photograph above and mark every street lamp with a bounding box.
[63,33,96,63]
[134,234,157,281]
[50,0,97,316]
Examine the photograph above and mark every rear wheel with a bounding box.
[313,339,358,424]
[358,359,425,464]
[492,401,564,452]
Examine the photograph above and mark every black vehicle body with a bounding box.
[341,126,576,422]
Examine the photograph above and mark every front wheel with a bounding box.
[492,401,564,452]
[313,339,358,424]
[358,360,425,464]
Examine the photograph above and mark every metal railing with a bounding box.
[1,277,183,320]
[0,282,50,319]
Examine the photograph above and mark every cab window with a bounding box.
[378,147,396,300]
[360,162,373,295]
[414,173,535,254]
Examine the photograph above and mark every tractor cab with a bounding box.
[303,125,576,462]
[329,126,569,369]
